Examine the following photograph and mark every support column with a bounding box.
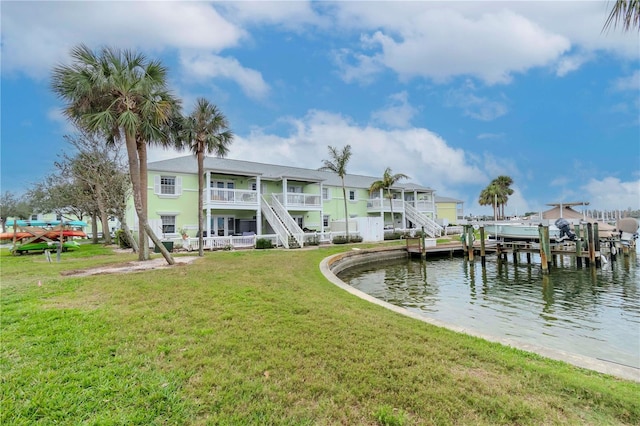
[319,182,324,238]
[256,176,262,235]
[401,189,406,230]
[282,178,288,210]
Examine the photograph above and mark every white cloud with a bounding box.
[370,91,418,128]
[581,177,640,211]
[555,52,593,77]
[333,5,571,85]
[612,70,640,92]
[1,1,245,79]
[179,53,270,99]
[445,80,508,121]
[150,109,487,197]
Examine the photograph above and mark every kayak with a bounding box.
[0,229,87,241]
[12,240,81,254]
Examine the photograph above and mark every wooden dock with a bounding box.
[405,224,636,273]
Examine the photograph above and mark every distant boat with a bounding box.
[483,223,563,242]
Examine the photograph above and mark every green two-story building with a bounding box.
[129,156,444,247]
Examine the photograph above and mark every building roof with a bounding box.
[148,156,434,192]
[435,196,463,203]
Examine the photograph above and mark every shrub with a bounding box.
[349,235,363,243]
[115,229,132,249]
[255,238,273,249]
[306,234,320,246]
[384,232,403,240]
[332,235,348,244]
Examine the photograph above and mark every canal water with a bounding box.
[338,247,640,369]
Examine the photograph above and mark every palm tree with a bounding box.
[493,175,514,219]
[369,167,409,233]
[479,176,514,220]
[51,44,179,264]
[179,98,234,256]
[478,184,500,220]
[319,145,352,239]
[603,0,640,32]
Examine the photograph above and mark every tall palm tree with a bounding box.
[478,184,500,220]
[603,0,640,32]
[179,98,234,256]
[51,44,179,264]
[493,175,514,219]
[369,167,409,233]
[319,145,352,238]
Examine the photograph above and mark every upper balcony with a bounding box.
[409,200,436,213]
[367,198,405,213]
[207,188,259,209]
[273,193,322,210]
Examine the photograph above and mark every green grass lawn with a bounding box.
[1,243,639,425]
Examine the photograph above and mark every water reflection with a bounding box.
[339,252,640,369]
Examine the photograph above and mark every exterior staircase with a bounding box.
[404,202,443,238]
[261,195,304,248]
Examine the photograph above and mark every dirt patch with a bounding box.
[61,255,200,277]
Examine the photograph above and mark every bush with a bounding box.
[384,232,403,241]
[115,229,132,249]
[332,235,348,244]
[306,234,320,246]
[255,238,273,249]
[349,235,363,243]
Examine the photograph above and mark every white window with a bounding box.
[56,214,62,220]
[250,182,257,191]
[292,215,304,228]
[288,185,303,193]
[31,214,38,221]
[154,175,182,196]
[349,190,356,201]
[161,215,176,234]
[323,215,329,227]
[322,187,330,200]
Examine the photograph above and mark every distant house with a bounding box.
[435,196,464,225]
[126,156,445,246]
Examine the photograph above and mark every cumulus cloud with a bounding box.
[581,177,640,211]
[370,91,418,128]
[149,109,486,197]
[333,5,570,85]
[612,70,640,92]
[445,80,508,121]
[179,53,270,99]
[1,1,245,79]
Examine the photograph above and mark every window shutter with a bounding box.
[154,176,160,194]
[176,177,182,195]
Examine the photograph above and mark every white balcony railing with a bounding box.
[366,198,405,211]
[208,189,258,205]
[411,200,435,212]
[273,193,322,208]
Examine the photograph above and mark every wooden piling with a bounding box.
[467,225,475,262]
[594,223,601,268]
[479,226,486,267]
[574,223,583,268]
[538,225,550,274]
[587,223,596,267]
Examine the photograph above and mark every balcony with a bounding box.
[207,188,259,208]
[273,193,322,209]
[367,198,405,213]
[409,200,435,213]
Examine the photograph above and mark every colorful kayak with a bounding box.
[0,229,87,241]
[12,240,81,254]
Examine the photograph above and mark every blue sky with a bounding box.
[1,1,639,216]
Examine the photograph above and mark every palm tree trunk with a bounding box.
[139,140,174,264]
[388,189,396,233]
[341,177,349,239]
[197,149,205,257]
[124,132,174,264]
[137,139,150,260]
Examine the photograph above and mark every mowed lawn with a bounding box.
[1,244,639,425]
